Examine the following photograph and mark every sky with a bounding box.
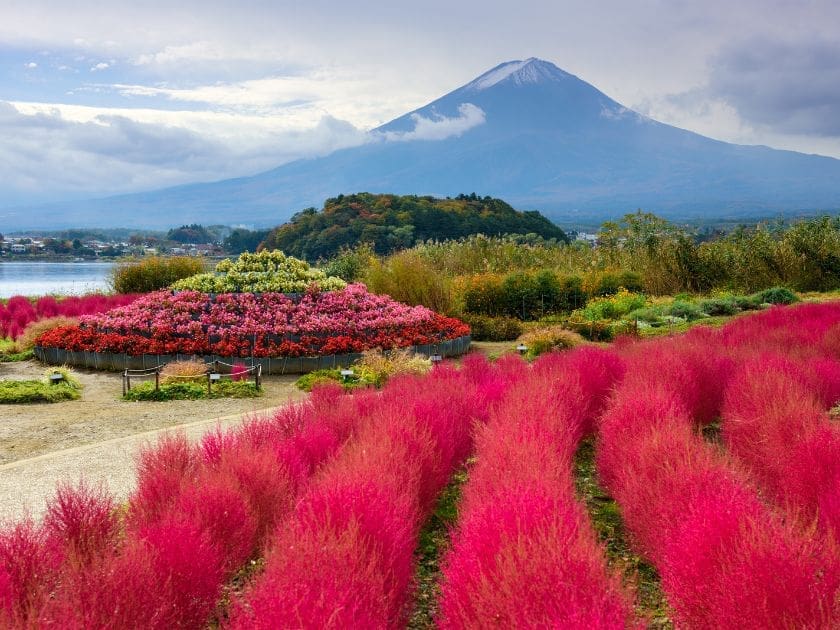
[1,0,839,206]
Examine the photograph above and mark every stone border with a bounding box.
[33,335,471,375]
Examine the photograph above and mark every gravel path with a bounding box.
[0,359,306,522]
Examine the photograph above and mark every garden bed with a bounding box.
[34,335,471,374]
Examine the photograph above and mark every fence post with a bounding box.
[155,369,160,392]
[122,371,127,396]
[207,373,212,396]
[126,372,131,393]
[255,364,262,390]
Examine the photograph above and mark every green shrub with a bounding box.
[461,314,523,341]
[626,306,664,323]
[111,256,206,293]
[584,270,645,297]
[461,274,506,316]
[566,319,615,342]
[557,275,588,312]
[577,289,647,321]
[295,369,369,392]
[699,298,739,316]
[0,367,82,403]
[751,286,798,305]
[123,380,261,401]
[322,243,375,282]
[517,326,586,359]
[730,294,762,310]
[666,300,704,320]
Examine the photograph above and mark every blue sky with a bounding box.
[1,0,839,206]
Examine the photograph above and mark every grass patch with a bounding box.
[123,380,261,401]
[0,367,82,403]
[408,466,469,629]
[573,438,672,627]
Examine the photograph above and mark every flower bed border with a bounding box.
[33,335,471,375]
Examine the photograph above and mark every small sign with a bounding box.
[516,344,528,354]
[49,372,64,382]
[209,373,222,381]
[340,369,354,378]
[430,354,443,363]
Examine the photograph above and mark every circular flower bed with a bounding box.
[36,285,469,358]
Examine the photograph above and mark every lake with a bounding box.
[0,262,115,298]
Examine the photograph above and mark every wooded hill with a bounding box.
[259,193,568,261]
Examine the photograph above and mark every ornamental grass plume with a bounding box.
[159,359,208,385]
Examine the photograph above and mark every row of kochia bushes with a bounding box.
[2,302,840,626]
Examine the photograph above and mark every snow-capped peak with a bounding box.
[466,58,570,91]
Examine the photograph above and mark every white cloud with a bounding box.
[0,100,368,205]
[25,61,37,69]
[90,62,110,72]
[379,103,486,141]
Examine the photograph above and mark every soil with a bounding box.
[0,359,305,465]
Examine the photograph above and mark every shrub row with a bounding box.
[437,348,636,627]
[599,323,840,627]
[0,386,365,627]
[230,356,514,627]
[722,355,840,542]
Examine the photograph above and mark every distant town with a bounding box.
[0,224,269,260]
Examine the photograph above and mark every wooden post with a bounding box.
[155,369,160,392]
[126,373,131,392]
[122,371,126,397]
[207,373,212,396]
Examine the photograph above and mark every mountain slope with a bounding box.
[4,57,840,229]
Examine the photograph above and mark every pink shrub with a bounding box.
[722,357,840,540]
[2,293,140,340]
[129,432,197,529]
[43,481,118,565]
[231,362,509,628]
[231,361,248,381]
[438,350,635,628]
[0,521,62,626]
[597,343,840,628]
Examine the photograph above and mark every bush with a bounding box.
[14,316,79,352]
[752,286,798,305]
[576,289,647,321]
[111,256,206,294]
[123,380,260,401]
[699,298,739,316]
[460,274,506,316]
[160,360,208,385]
[364,250,452,313]
[517,327,586,359]
[294,349,432,391]
[566,319,615,342]
[583,270,644,297]
[172,250,346,294]
[461,314,522,341]
[666,300,704,321]
[0,367,82,404]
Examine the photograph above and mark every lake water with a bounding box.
[0,262,115,298]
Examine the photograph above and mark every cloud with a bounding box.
[379,103,486,141]
[0,100,368,206]
[704,37,840,136]
[90,62,110,72]
[25,61,37,69]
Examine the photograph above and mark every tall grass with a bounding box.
[110,256,206,293]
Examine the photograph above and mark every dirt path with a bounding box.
[0,359,305,465]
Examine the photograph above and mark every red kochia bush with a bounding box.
[598,352,840,628]
[438,348,636,628]
[230,358,510,628]
[722,356,840,541]
[1,293,139,340]
[20,384,368,629]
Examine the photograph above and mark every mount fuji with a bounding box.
[6,57,840,229]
